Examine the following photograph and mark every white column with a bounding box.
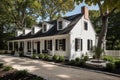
[18,41,20,53]
[52,38,55,56]
[31,40,33,56]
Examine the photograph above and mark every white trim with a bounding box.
[8,34,69,42]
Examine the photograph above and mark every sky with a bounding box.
[37,2,99,22]
[65,2,99,16]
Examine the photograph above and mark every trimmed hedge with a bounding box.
[106,62,115,71]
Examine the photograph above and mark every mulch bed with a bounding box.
[0,67,44,80]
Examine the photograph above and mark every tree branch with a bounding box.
[106,8,117,17]
[98,1,103,17]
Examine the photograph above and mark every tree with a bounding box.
[106,11,120,50]
[39,0,75,21]
[75,0,120,59]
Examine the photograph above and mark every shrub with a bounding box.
[15,70,28,77]
[69,60,75,65]
[84,56,89,61]
[39,54,44,60]
[52,55,59,62]
[11,51,15,55]
[3,66,13,71]
[115,61,120,69]
[103,56,114,62]
[106,62,115,71]
[58,55,65,62]
[93,54,96,59]
[33,54,38,59]
[44,54,50,60]
[4,51,8,54]
[75,57,80,62]
[0,63,3,68]
[79,59,85,66]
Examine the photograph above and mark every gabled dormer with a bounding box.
[15,30,23,37]
[42,22,53,33]
[23,28,31,35]
[31,25,41,34]
[57,18,70,30]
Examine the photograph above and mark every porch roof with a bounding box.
[9,13,83,41]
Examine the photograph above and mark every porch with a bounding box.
[7,35,70,58]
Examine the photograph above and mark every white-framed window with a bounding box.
[27,41,31,52]
[87,39,93,50]
[58,21,63,30]
[44,40,52,50]
[56,39,66,51]
[84,21,88,30]
[75,38,83,51]
[32,28,35,34]
[43,24,47,32]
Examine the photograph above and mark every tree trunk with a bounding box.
[97,15,108,50]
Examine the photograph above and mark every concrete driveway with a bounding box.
[0,55,120,80]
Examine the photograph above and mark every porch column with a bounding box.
[18,41,20,53]
[31,40,33,56]
[52,38,55,56]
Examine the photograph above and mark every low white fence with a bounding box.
[105,50,120,58]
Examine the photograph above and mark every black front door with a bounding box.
[37,42,40,53]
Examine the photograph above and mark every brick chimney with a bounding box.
[81,6,89,20]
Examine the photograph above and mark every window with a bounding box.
[32,28,34,34]
[9,42,13,50]
[23,30,25,34]
[27,41,31,52]
[84,21,88,30]
[44,40,52,50]
[75,39,82,51]
[56,39,66,51]
[43,24,47,32]
[87,39,93,50]
[58,21,63,30]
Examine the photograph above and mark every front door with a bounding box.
[37,42,40,53]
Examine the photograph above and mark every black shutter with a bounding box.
[75,39,78,51]
[81,39,83,51]
[62,39,66,51]
[50,40,52,50]
[87,40,90,50]
[44,40,47,50]
[55,39,58,50]
[91,40,93,50]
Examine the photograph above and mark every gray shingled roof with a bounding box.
[9,13,83,41]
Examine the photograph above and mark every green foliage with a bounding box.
[75,57,81,62]
[33,54,38,59]
[103,56,114,62]
[69,60,75,65]
[115,61,120,69]
[44,54,50,60]
[15,70,28,77]
[79,59,85,66]
[93,47,103,60]
[84,56,89,61]
[0,63,4,68]
[3,66,13,71]
[52,55,59,62]
[58,55,65,62]
[39,54,45,60]
[106,62,115,71]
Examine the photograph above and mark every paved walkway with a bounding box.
[0,55,120,80]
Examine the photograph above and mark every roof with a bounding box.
[9,13,83,41]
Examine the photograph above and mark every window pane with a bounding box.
[58,21,62,29]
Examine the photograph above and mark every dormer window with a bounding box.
[32,28,34,34]
[23,30,25,34]
[43,24,47,32]
[58,21,63,30]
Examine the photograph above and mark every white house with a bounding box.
[8,6,97,60]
